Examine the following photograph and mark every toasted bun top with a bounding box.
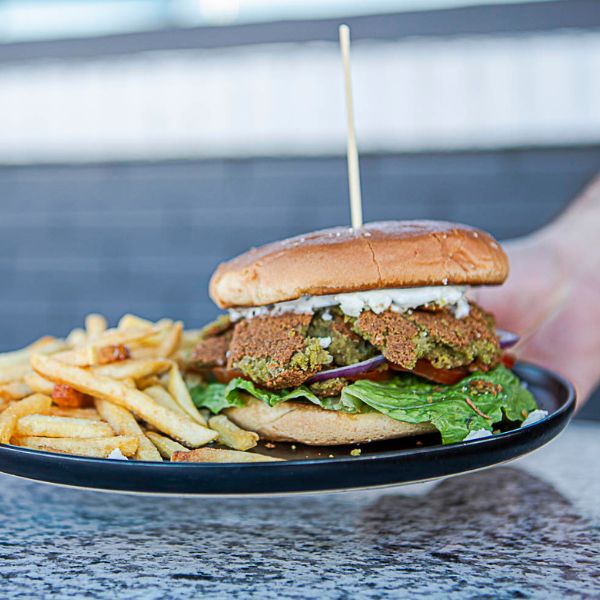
[210,220,508,308]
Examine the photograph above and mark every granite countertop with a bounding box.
[0,421,598,599]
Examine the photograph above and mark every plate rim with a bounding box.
[0,360,576,471]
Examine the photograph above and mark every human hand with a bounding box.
[475,177,600,406]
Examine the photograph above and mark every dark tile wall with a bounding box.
[1,146,599,417]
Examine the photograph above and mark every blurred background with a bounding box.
[0,0,598,417]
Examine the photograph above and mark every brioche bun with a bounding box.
[210,220,508,308]
[225,396,436,446]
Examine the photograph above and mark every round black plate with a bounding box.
[0,362,575,496]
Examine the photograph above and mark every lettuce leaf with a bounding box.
[190,365,538,444]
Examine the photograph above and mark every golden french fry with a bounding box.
[0,381,33,400]
[145,431,187,459]
[182,372,204,389]
[158,322,183,358]
[15,415,113,439]
[0,363,32,384]
[54,345,98,367]
[85,314,107,341]
[181,329,203,350]
[56,325,166,367]
[0,336,63,368]
[172,447,283,463]
[92,359,171,381]
[95,399,161,461]
[31,355,217,447]
[66,328,87,347]
[0,399,8,413]
[13,435,138,458]
[118,314,154,331]
[24,372,55,395]
[144,385,188,416]
[121,377,136,389]
[137,376,162,390]
[48,407,102,420]
[0,393,52,444]
[208,414,259,451]
[167,365,207,426]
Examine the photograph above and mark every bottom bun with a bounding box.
[225,395,436,446]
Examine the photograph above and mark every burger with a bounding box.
[189,221,538,446]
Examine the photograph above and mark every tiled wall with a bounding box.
[1,146,599,416]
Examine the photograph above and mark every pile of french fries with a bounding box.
[0,314,281,463]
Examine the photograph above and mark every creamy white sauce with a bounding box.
[318,337,332,349]
[107,448,128,461]
[463,429,493,441]
[520,410,548,427]
[229,286,470,321]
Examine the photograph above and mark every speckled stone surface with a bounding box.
[0,421,598,599]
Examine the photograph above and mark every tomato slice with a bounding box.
[208,357,502,388]
[390,360,469,385]
[345,367,392,382]
[208,367,245,384]
[501,353,516,369]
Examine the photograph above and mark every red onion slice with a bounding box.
[497,328,520,349]
[306,355,386,384]
[307,330,518,384]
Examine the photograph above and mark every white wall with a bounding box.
[1,30,599,163]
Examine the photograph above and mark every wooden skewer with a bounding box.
[339,24,363,230]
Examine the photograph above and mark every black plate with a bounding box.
[0,362,575,496]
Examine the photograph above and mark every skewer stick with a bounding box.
[339,24,363,230]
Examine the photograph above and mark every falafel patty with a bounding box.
[227,313,332,388]
[194,303,501,390]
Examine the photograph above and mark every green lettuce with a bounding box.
[190,365,537,444]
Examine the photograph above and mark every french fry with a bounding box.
[0,363,32,384]
[0,336,63,368]
[15,415,113,439]
[172,447,283,463]
[24,372,55,395]
[118,314,154,331]
[158,322,183,358]
[144,385,188,416]
[54,345,99,367]
[0,380,33,400]
[85,314,107,341]
[92,359,171,381]
[182,372,204,388]
[48,407,102,420]
[56,325,167,367]
[31,355,217,447]
[137,375,162,389]
[208,414,259,451]
[95,399,161,461]
[167,365,207,426]
[181,329,203,350]
[145,431,187,459]
[129,320,173,349]
[0,393,52,444]
[13,435,138,458]
[66,328,87,347]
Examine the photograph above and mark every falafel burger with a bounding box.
[189,221,539,446]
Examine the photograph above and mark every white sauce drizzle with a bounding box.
[229,286,470,321]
